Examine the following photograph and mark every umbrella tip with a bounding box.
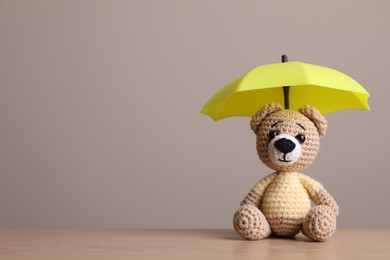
[282,54,288,63]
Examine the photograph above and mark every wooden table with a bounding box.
[1,229,390,259]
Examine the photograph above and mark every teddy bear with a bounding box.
[233,103,339,242]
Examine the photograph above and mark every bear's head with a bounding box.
[250,103,327,172]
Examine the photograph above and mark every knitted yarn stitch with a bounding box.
[254,108,322,172]
[233,104,338,242]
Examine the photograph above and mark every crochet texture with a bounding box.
[234,103,338,242]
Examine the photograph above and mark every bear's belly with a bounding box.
[262,173,311,236]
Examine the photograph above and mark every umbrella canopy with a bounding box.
[201,58,370,121]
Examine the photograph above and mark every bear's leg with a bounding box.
[301,205,337,242]
[233,204,271,240]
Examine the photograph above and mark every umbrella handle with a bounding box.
[282,55,290,109]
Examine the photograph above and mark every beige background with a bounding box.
[0,0,389,228]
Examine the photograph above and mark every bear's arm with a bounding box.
[240,173,277,207]
[299,174,339,216]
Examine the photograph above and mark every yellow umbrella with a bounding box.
[201,55,370,121]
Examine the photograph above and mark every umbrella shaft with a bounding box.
[283,86,290,109]
[281,55,290,109]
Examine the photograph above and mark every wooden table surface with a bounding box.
[1,229,390,259]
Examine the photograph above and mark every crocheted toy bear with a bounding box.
[233,103,339,242]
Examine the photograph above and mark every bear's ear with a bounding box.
[250,103,282,134]
[299,105,327,138]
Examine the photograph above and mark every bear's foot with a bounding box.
[302,205,337,242]
[233,204,271,240]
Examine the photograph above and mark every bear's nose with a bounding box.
[274,138,296,153]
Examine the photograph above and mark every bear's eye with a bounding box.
[268,131,279,141]
[295,134,306,144]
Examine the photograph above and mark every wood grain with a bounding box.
[0,229,389,259]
